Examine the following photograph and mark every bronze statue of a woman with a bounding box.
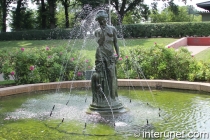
[88,10,127,114]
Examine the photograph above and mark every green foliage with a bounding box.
[117,44,210,82]
[140,4,151,21]
[122,22,210,38]
[56,10,75,28]
[10,9,37,31]
[150,6,202,23]
[0,28,74,40]
[0,46,93,84]
[122,12,137,25]
[0,4,2,30]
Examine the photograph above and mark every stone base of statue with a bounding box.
[86,98,129,115]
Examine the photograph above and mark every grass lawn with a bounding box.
[0,38,178,62]
[0,38,177,49]
[0,80,15,86]
[195,48,210,63]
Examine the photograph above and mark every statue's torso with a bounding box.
[95,25,116,57]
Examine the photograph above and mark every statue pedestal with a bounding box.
[86,99,129,115]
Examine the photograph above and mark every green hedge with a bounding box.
[121,22,210,38]
[0,27,82,41]
[1,22,210,40]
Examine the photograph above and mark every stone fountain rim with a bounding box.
[0,79,210,97]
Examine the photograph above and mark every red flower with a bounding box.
[119,57,123,61]
[21,48,24,51]
[10,71,15,76]
[30,65,35,71]
[46,47,50,50]
[168,46,170,48]
[77,72,82,76]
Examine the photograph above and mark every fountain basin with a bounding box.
[1,79,210,97]
[1,87,210,139]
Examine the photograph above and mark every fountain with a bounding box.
[86,10,128,115]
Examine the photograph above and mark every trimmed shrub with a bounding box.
[0,27,83,41]
[121,22,210,38]
[1,22,210,41]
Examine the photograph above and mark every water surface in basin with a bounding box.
[0,89,210,139]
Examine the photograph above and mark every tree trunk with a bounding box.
[15,0,22,31]
[41,0,47,29]
[48,0,56,29]
[64,1,69,28]
[119,0,126,22]
[1,0,7,32]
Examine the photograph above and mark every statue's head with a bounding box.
[95,10,108,21]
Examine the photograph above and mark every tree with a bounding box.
[58,0,71,28]
[76,0,104,8]
[168,0,179,15]
[140,4,150,21]
[150,5,201,23]
[0,2,2,30]
[10,9,36,30]
[13,0,28,31]
[47,0,57,29]
[151,2,158,15]
[76,0,145,22]
[33,0,48,29]
[56,3,75,28]
[0,0,15,32]
[111,0,144,22]
[122,12,136,24]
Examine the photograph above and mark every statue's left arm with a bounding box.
[113,27,119,60]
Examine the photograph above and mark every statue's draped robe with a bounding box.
[92,25,118,104]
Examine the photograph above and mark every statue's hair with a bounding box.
[95,10,108,21]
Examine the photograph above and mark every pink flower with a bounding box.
[85,59,89,63]
[77,72,82,76]
[48,56,51,58]
[168,46,170,48]
[119,57,123,61]
[21,48,24,51]
[46,46,50,50]
[154,42,157,45]
[125,56,128,59]
[30,65,35,71]
[88,66,91,69]
[10,71,15,76]
[71,58,74,61]
[114,54,118,57]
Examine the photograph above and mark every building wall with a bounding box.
[201,13,210,21]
